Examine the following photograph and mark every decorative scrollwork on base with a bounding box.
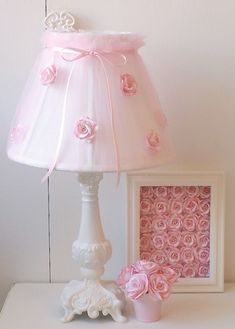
[61,280,126,323]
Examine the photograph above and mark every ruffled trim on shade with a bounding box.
[41,31,145,52]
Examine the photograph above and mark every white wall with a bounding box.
[0,0,234,308]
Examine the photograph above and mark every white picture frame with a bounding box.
[127,172,225,293]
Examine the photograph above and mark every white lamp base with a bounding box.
[60,173,126,322]
[61,280,126,322]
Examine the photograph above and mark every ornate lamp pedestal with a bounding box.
[61,173,126,322]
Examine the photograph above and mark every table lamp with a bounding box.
[7,12,174,322]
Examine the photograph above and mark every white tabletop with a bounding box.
[0,283,235,329]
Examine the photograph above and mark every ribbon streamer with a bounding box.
[43,47,127,183]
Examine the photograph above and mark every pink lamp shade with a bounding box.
[7,31,174,174]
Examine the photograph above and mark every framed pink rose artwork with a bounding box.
[127,172,225,292]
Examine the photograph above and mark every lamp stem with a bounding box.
[60,172,126,322]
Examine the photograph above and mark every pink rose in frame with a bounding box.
[152,250,167,265]
[181,247,195,263]
[153,234,166,250]
[185,186,200,198]
[169,264,183,278]
[167,247,181,264]
[197,232,210,248]
[182,263,197,278]
[40,64,56,85]
[140,251,152,261]
[74,117,98,143]
[154,186,168,199]
[198,248,210,263]
[167,231,181,248]
[140,234,152,251]
[184,198,198,213]
[199,200,210,214]
[140,215,152,233]
[152,218,167,232]
[140,198,152,214]
[170,200,183,214]
[198,264,210,277]
[183,216,197,232]
[181,232,196,247]
[154,200,168,214]
[140,186,154,199]
[200,186,211,199]
[171,186,185,199]
[167,216,182,230]
[197,218,210,231]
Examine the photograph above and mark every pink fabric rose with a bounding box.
[153,250,167,265]
[169,264,183,278]
[117,265,134,288]
[154,200,168,214]
[185,186,199,198]
[181,232,196,247]
[133,260,160,275]
[140,186,154,199]
[149,274,171,301]
[184,198,198,213]
[140,251,151,261]
[9,124,25,144]
[140,198,152,214]
[152,218,167,232]
[183,216,196,232]
[153,234,166,249]
[167,231,181,248]
[154,186,168,198]
[170,200,183,214]
[200,186,211,199]
[199,200,210,214]
[197,218,210,231]
[171,186,185,199]
[155,266,178,284]
[121,73,137,96]
[125,273,148,300]
[146,130,160,152]
[168,247,181,264]
[182,263,197,278]
[140,234,152,251]
[140,216,152,233]
[74,117,98,143]
[196,232,210,248]
[198,264,210,277]
[198,248,210,263]
[167,216,182,230]
[181,247,195,263]
[40,64,56,85]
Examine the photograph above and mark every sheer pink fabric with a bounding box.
[7,31,174,173]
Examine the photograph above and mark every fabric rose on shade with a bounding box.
[121,73,137,96]
[125,273,148,300]
[9,124,25,144]
[74,117,98,143]
[40,64,56,85]
[146,130,160,152]
[154,266,178,284]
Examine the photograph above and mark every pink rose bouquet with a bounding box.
[117,260,177,302]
